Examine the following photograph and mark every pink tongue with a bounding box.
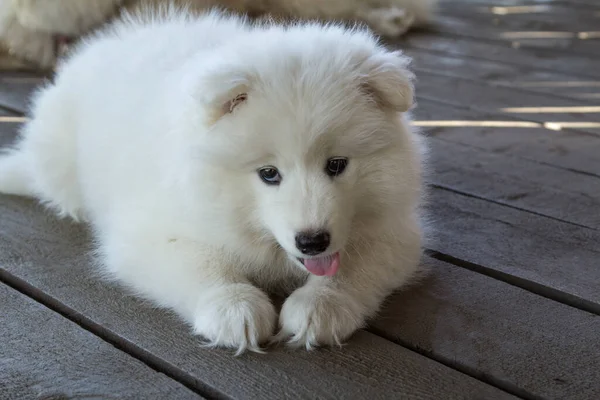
[303,252,340,276]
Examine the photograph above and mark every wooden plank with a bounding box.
[0,73,44,113]
[0,109,23,149]
[427,0,600,57]
[413,71,600,135]
[0,194,517,399]
[428,138,600,229]
[559,0,600,7]
[441,2,600,30]
[427,187,600,313]
[371,256,600,400]
[406,48,600,102]
[429,15,600,57]
[399,33,600,79]
[414,99,600,177]
[0,283,202,399]
[450,0,600,9]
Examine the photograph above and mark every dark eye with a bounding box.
[325,157,348,177]
[258,166,282,185]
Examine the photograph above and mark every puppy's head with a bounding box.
[179,24,419,276]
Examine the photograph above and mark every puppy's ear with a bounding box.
[200,75,251,123]
[205,85,250,124]
[183,61,252,124]
[360,50,415,112]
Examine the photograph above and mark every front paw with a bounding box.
[275,285,366,349]
[193,283,277,354]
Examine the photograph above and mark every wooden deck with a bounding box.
[1,0,599,398]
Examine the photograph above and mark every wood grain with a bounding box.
[0,73,44,113]
[371,256,600,400]
[427,187,600,312]
[0,283,203,400]
[406,48,600,102]
[413,71,600,134]
[428,138,600,229]
[415,99,600,177]
[429,14,600,58]
[400,34,600,79]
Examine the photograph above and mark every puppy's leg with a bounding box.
[0,83,83,219]
[276,227,422,349]
[356,6,416,37]
[359,0,437,37]
[98,228,277,354]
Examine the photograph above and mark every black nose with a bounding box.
[295,230,331,255]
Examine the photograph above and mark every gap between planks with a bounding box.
[425,249,600,316]
[429,183,597,231]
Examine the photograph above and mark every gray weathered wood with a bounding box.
[0,73,43,113]
[428,0,600,57]
[415,99,600,177]
[400,34,600,79]
[370,256,600,400]
[442,2,600,31]
[407,48,599,102]
[0,109,22,148]
[432,11,600,56]
[0,283,203,399]
[446,0,599,9]
[0,195,516,400]
[560,0,600,7]
[427,187,600,312]
[428,138,600,229]
[414,71,600,134]
[442,0,599,25]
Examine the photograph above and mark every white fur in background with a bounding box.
[0,0,437,68]
[0,8,427,353]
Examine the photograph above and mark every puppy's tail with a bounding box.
[0,148,35,197]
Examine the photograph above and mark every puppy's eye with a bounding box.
[325,157,348,177]
[258,166,282,185]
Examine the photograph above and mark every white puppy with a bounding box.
[0,7,426,353]
[0,0,437,68]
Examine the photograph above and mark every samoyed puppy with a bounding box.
[0,7,426,353]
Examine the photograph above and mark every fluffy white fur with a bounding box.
[0,0,437,68]
[0,8,426,353]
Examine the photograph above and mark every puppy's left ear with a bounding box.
[180,57,253,124]
[195,69,251,123]
[360,50,415,112]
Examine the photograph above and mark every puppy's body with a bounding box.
[0,0,437,68]
[0,9,426,352]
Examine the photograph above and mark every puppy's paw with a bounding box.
[193,283,277,355]
[361,7,416,37]
[274,285,366,350]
